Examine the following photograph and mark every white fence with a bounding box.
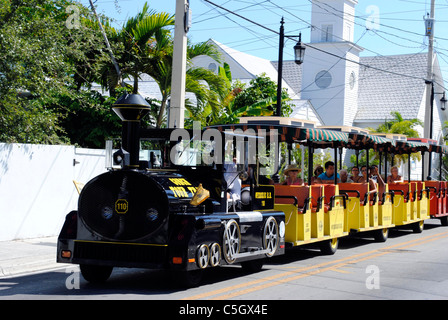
[0,143,107,241]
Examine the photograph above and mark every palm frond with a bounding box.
[187,41,222,63]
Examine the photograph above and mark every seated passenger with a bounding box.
[387,166,403,184]
[311,165,323,185]
[358,165,368,183]
[340,169,353,183]
[318,161,340,183]
[370,165,385,203]
[282,164,304,186]
[350,166,363,183]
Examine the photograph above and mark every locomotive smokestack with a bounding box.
[112,94,151,168]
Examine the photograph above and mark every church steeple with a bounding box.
[301,0,363,126]
[310,0,358,43]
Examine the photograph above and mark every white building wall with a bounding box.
[310,0,357,43]
[344,51,360,126]
[301,43,351,126]
[192,53,253,81]
[417,87,443,141]
[290,100,323,126]
[342,1,356,42]
[0,143,107,241]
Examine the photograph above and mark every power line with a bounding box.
[314,0,448,42]
[300,29,368,94]
[310,0,428,48]
[203,0,447,91]
[202,0,278,50]
[266,0,426,64]
[194,0,268,25]
[313,49,428,111]
[202,0,279,36]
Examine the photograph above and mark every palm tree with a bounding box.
[118,3,175,95]
[96,3,225,128]
[375,111,422,137]
[369,111,423,166]
[195,68,291,126]
[100,4,291,129]
[95,3,174,97]
[149,39,226,128]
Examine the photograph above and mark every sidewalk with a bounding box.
[0,236,66,278]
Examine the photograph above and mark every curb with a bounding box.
[0,236,69,278]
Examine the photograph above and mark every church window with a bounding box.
[208,63,217,72]
[346,24,351,41]
[349,71,356,90]
[315,70,332,89]
[321,24,333,42]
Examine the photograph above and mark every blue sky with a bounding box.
[78,0,448,87]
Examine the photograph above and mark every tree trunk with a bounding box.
[157,97,167,128]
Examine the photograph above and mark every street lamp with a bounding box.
[440,92,447,111]
[293,34,306,65]
[276,18,306,117]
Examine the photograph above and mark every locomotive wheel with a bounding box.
[412,220,424,233]
[196,244,210,269]
[263,216,279,257]
[223,219,241,264]
[374,228,389,242]
[80,264,113,283]
[319,238,338,255]
[209,243,221,267]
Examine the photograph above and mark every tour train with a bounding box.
[57,94,448,286]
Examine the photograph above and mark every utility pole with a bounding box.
[276,18,285,117]
[275,18,305,117]
[168,0,190,128]
[423,0,435,178]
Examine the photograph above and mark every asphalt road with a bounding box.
[1,219,448,303]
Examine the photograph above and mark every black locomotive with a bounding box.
[57,94,285,286]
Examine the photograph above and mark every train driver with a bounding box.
[224,157,242,203]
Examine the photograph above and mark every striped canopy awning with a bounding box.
[348,132,395,149]
[206,124,448,155]
[209,124,306,142]
[304,128,348,148]
[207,124,349,148]
[405,138,447,154]
[306,128,348,142]
[393,140,429,154]
[428,144,448,154]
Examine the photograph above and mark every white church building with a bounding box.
[192,0,447,145]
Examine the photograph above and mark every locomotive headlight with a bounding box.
[102,206,114,220]
[146,208,159,222]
